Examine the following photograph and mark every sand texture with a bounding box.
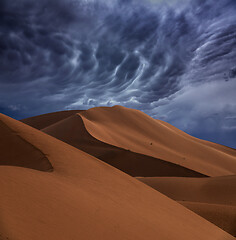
[137,176,236,236]
[0,106,235,239]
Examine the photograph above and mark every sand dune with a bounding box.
[25,105,236,177]
[42,113,205,177]
[157,120,236,157]
[3,106,235,238]
[137,176,236,236]
[1,113,233,240]
[0,117,53,171]
[21,110,82,130]
[179,201,236,237]
[137,175,236,205]
[78,106,236,176]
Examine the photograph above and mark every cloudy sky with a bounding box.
[0,0,236,148]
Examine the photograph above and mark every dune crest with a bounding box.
[0,113,234,240]
[78,106,236,176]
[22,106,236,177]
[0,114,53,171]
[42,113,206,177]
[21,110,82,130]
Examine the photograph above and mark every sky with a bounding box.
[0,0,236,148]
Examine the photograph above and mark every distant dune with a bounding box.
[41,112,205,177]
[136,175,236,205]
[78,106,236,176]
[137,175,236,236]
[0,106,235,239]
[21,110,82,129]
[179,201,236,237]
[23,105,236,177]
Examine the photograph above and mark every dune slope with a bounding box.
[137,175,236,205]
[21,110,82,130]
[42,113,205,177]
[0,118,52,171]
[179,201,236,237]
[78,106,236,176]
[0,113,234,240]
[158,120,236,157]
[137,176,236,236]
[22,106,236,177]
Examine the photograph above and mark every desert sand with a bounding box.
[0,106,235,239]
[137,176,236,236]
[21,110,82,130]
[41,111,205,177]
[33,106,236,177]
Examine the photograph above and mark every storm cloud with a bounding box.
[0,0,236,147]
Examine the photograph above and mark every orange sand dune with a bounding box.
[179,201,236,237]
[0,119,53,171]
[158,120,236,157]
[24,105,236,177]
[78,106,236,176]
[21,110,82,130]
[137,175,236,205]
[137,176,236,236]
[1,113,233,240]
[42,113,205,177]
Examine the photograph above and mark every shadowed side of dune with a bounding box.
[79,106,236,176]
[137,175,236,236]
[1,113,233,240]
[0,117,53,171]
[42,113,206,177]
[21,110,82,130]
[137,175,236,205]
[179,201,236,237]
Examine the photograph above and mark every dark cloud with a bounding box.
[0,0,235,147]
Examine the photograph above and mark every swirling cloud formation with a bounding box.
[0,0,236,147]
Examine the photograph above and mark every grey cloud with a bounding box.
[0,0,236,147]
[151,80,236,147]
